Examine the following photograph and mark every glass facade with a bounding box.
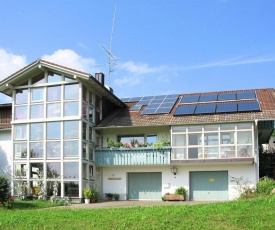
[171,123,254,160]
[12,71,98,198]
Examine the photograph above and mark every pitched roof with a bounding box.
[96,88,275,128]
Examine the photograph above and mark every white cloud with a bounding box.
[0,48,27,79]
[42,49,97,73]
[114,75,141,87]
[119,61,166,75]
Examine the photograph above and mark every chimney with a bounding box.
[95,72,105,85]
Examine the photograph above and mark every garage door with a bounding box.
[128,172,162,200]
[190,171,228,201]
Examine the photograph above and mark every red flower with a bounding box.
[8,197,12,201]
[0,202,2,204]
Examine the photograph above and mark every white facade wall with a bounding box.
[102,164,256,201]
[0,130,12,179]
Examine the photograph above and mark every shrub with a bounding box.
[257,177,275,195]
[83,188,92,199]
[175,187,187,196]
[0,175,10,203]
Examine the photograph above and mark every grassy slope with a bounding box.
[0,196,274,230]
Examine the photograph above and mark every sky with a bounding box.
[1,0,275,103]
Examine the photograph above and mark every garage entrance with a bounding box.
[128,172,162,200]
[190,171,228,200]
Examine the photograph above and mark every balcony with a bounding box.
[95,147,171,166]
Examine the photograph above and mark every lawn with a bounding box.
[0,196,274,229]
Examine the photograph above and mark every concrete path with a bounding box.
[59,200,221,209]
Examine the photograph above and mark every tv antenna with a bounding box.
[99,4,118,85]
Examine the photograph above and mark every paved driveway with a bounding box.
[60,200,220,209]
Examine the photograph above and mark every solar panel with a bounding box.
[174,105,196,116]
[180,95,200,103]
[195,104,216,114]
[166,94,179,99]
[237,92,256,100]
[154,95,166,100]
[218,93,236,101]
[137,100,151,105]
[238,101,260,112]
[121,98,130,102]
[142,96,154,100]
[150,99,163,104]
[141,108,157,115]
[128,97,142,102]
[159,102,175,108]
[130,105,142,111]
[163,98,178,103]
[146,103,160,109]
[199,94,217,102]
[216,103,237,113]
[155,107,172,114]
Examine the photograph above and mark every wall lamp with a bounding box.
[170,167,178,175]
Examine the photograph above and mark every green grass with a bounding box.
[0,196,275,229]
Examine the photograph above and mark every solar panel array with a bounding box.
[121,94,179,115]
[174,91,261,116]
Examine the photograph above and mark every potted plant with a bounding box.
[83,188,92,204]
[163,187,187,201]
[105,193,113,201]
[90,187,100,203]
[113,193,120,201]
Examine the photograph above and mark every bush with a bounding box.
[257,177,275,195]
[175,187,187,196]
[0,175,10,203]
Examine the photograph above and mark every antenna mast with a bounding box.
[100,4,117,86]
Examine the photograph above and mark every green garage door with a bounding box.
[190,171,228,201]
[128,172,162,200]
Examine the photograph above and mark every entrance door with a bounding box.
[190,171,228,200]
[128,172,162,200]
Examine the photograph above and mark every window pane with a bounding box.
[15,89,28,104]
[47,162,61,178]
[30,163,43,179]
[220,132,235,144]
[64,101,79,116]
[172,148,187,160]
[14,124,27,140]
[204,133,218,145]
[204,125,219,131]
[65,76,74,82]
[64,181,79,197]
[89,105,94,122]
[204,147,219,158]
[220,124,235,131]
[237,131,252,144]
[31,104,44,119]
[237,123,252,130]
[237,145,252,157]
[188,126,202,132]
[64,141,79,157]
[82,85,87,101]
[147,135,157,144]
[46,141,61,158]
[14,143,27,159]
[48,72,62,83]
[15,106,28,120]
[65,84,79,100]
[64,121,79,139]
[83,142,87,159]
[172,134,186,146]
[172,126,187,133]
[82,122,87,140]
[89,126,93,141]
[82,163,87,179]
[47,103,61,118]
[64,162,79,179]
[188,134,202,145]
[47,181,61,196]
[30,142,43,158]
[188,147,201,159]
[31,88,43,101]
[82,101,87,119]
[47,86,61,101]
[221,146,235,158]
[14,164,27,177]
[89,144,93,161]
[47,122,61,140]
[30,123,43,140]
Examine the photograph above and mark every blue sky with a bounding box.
[1,0,275,103]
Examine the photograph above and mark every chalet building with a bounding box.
[0,59,275,201]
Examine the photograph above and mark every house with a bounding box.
[0,59,275,201]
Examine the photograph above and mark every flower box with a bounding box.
[163,194,185,201]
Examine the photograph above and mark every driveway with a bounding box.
[60,200,220,209]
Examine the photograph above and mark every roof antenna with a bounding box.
[99,4,117,86]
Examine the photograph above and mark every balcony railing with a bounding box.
[95,147,171,166]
